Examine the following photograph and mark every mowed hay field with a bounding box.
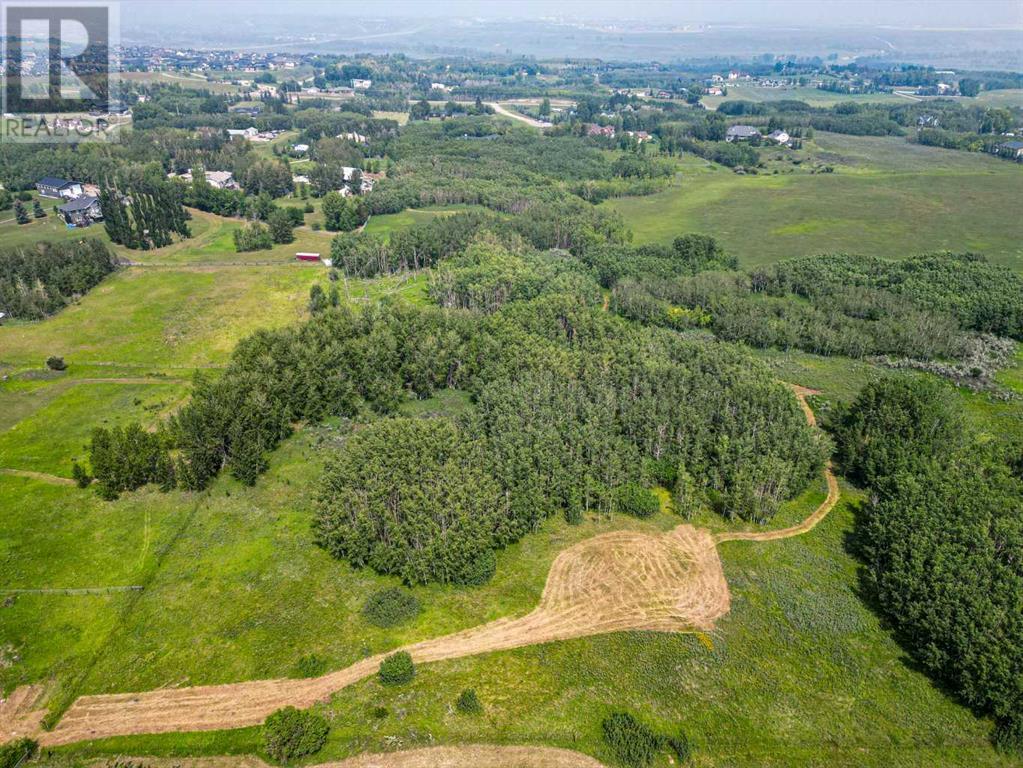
[605,133,1023,272]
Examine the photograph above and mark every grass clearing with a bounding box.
[362,205,487,241]
[606,134,1023,271]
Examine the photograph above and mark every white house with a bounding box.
[767,130,790,145]
[226,127,259,139]
[293,143,310,154]
[351,79,372,90]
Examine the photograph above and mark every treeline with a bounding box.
[330,200,629,278]
[611,252,1023,375]
[366,117,665,216]
[0,239,119,320]
[828,378,1023,753]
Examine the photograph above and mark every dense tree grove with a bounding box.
[0,239,118,319]
[101,171,190,250]
[89,424,175,499]
[316,418,504,585]
[612,253,1022,374]
[829,379,1023,752]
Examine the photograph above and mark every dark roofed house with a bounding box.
[37,177,84,200]
[996,141,1023,160]
[726,125,761,142]
[57,195,103,227]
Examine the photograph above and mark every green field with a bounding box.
[605,133,1023,271]
[2,120,1022,767]
[2,239,1018,765]
[362,204,487,240]
[703,85,909,110]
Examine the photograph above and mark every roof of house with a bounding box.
[768,130,789,139]
[999,140,1023,149]
[205,171,235,184]
[38,177,77,189]
[58,195,99,212]
[727,125,761,137]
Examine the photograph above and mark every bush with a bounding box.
[45,355,67,371]
[994,714,1023,755]
[0,738,37,768]
[667,729,693,763]
[616,483,659,518]
[602,712,663,768]
[378,651,414,686]
[262,706,329,763]
[455,688,482,714]
[71,461,92,489]
[362,587,422,628]
[292,653,326,678]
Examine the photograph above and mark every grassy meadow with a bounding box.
[1,132,1021,768]
[605,132,1023,271]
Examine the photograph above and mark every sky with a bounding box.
[122,0,1023,29]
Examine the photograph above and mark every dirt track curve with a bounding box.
[0,386,837,747]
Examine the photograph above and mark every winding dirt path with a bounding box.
[0,384,838,747]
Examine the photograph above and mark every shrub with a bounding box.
[262,706,329,763]
[45,355,67,371]
[0,738,38,768]
[455,688,482,715]
[667,729,693,763]
[602,712,663,768]
[71,462,92,489]
[362,587,422,628]
[378,651,414,686]
[616,483,659,518]
[292,653,326,678]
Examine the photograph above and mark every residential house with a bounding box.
[229,105,262,117]
[996,141,1023,160]
[726,125,761,142]
[339,131,367,144]
[293,143,310,154]
[204,171,237,189]
[57,195,102,227]
[585,124,616,138]
[36,177,84,199]
[767,130,790,145]
[351,79,372,90]
[226,127,259,139]
[626,130,652,142]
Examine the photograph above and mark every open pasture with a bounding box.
[606,133,1023,271]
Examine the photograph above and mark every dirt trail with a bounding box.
[487,102,549,128]
[322,745,607,767]
[1,384,835,747]
[0,468,75,486]
[85,748,606,768]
